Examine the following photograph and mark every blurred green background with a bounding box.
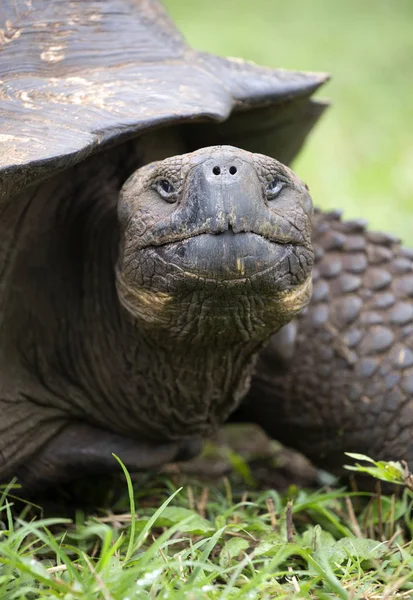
[164,0,413,243]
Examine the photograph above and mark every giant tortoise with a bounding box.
[1,0,412,489]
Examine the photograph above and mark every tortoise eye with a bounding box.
[156,179,176,202]
[267,178,285,199]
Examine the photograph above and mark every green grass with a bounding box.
[164,0,413,244]
[1,456,413,599]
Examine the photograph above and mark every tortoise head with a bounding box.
[116,145,314,339]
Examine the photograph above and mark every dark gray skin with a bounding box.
[3,145,314,488]
[115,146,313,438]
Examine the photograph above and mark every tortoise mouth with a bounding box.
[146,230,305,282]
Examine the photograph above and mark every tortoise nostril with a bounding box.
[211,164,237,176]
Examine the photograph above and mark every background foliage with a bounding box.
[164,0,413,243]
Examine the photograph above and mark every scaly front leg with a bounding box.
[15,422,202,491]
[235,210,413,474]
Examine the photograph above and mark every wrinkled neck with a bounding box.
[116,263,314,440]
[124,317,266,439]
